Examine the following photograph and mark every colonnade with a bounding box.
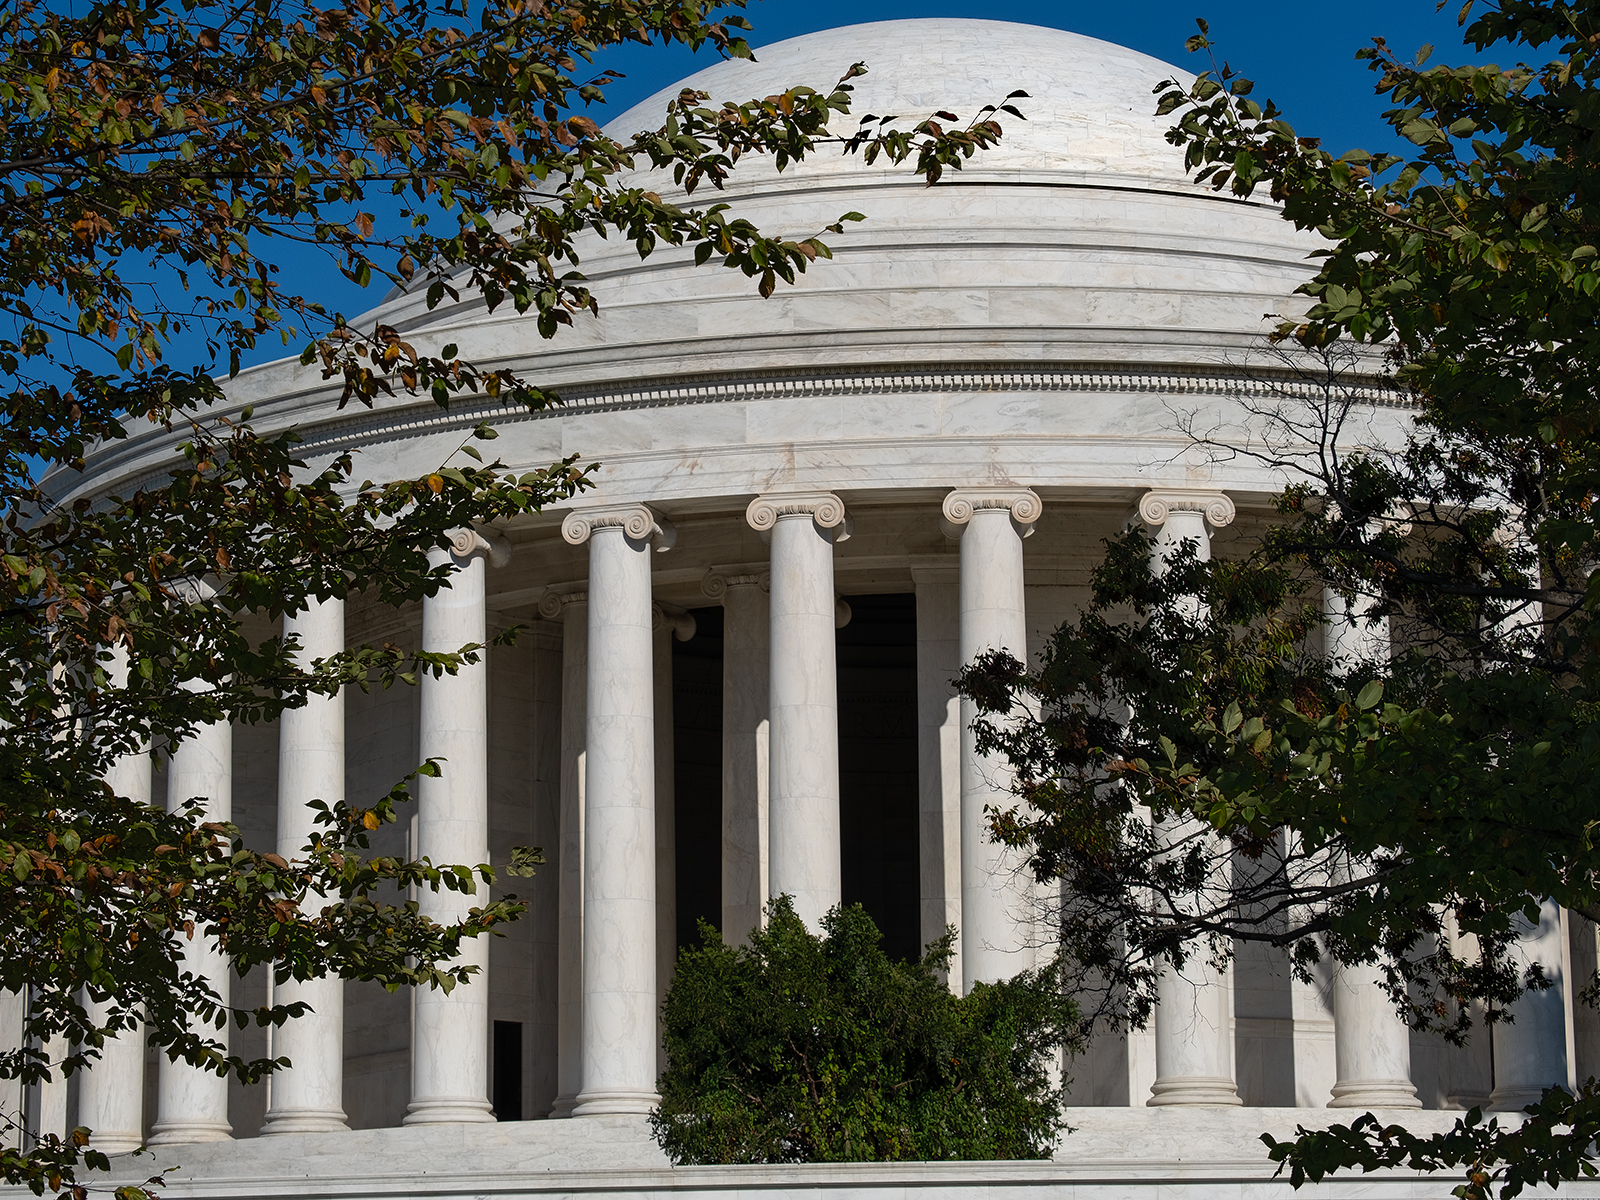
[68,489,1575,1146]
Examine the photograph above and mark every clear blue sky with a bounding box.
[237,0,1477,371]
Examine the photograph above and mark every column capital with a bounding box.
[562,503,675,551]
[746,491,851,542]
[537,589,588,620]
[652,603,697,642]
[445,526,511,567]
[701,568,770,600]
[942,487,1042,538]
[1138,489,1235,531]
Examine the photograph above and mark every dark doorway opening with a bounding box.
[673,605,724,951]
[491,1019,523,1120]
[837,593,921,962]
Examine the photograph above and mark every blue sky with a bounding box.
[243,0,1476,371]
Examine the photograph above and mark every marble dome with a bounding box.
[605,19,1198,181]
[69,17,1330,504]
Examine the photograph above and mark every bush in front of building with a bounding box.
[650,896,1077,1163]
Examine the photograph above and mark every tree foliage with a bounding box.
[956,1,1600,1197]
[0,0,1024,1190]
[650,897,1077,1165]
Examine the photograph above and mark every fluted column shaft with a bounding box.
[748,494,847,929]
[564,505,668,1116]
[151,683,234,1145]
[706,572,770,945]
[1141,490,1241,1107]
[263,597,350,1134]
[79,648,149,1153]
[545,591,587,1118]
[912,568,962,990]
[405,530,506,1125]
[1321,586,1418,1108]
[942,489,1041,989]
[652,605,693,1069]
[1490,898,1571,1110]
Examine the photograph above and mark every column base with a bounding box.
[85,1133,143,1155]
[148,1119,233,1146]
[260,1106,351,1135]
[1489,1086,1549,1112]
[403,1097,497,1125]
[1329,1079,1421,1109]
[572,1088,661,1116]
[1146,1076,1242,1106]
[549,1094,579,1119]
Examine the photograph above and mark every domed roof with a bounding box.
[59,19,1328,510]
[605,19,1196,184]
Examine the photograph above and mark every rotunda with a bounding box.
[48,16,1593,1200]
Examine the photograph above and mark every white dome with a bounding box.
[63,19,1330,509]
[604,19,1195,184]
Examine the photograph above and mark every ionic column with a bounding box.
[562,504,672,1116]
[746,493,849,929]
[703,571,771,946]
[1490,898,1571,1110]
[150,684,234,1144]
[404,528,508,1125]
[1321,587,1418,1108]
[1140,489,1242,1107]
[653,604,694,1067]
[262,597,350,1134]
[33,1034,68,1141]
[0,992,21,1151]
[539,589,587,1118]
[941,488,1041,989]
[79,647,149,1154]
[912,567,962,990]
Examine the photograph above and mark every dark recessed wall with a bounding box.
[670,595,922,964]
[672,605,724,952]
[837,593,921,963]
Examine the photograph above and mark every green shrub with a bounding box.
[650,896,1078,1164]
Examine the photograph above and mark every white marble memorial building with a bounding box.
[49,16,1599,1200]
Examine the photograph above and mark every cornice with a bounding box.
[289,362,1407,461]
[70,360,1407,504]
